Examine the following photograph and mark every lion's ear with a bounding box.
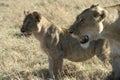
[93,11,100,18]
[32,11,41,22]
[90,4,101,18]
[90,4,99,9]
[24,10,30,15]
[90,4,107,22]
[93,10,107,22]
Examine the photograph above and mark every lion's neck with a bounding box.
[101,24,120,42]
[32,17,49,40]
[101,7,120,41]
[33,16,63,43]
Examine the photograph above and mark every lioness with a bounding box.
[20,11,106,79]
[69,4,120,80]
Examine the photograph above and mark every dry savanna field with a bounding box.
[0,0,120,80]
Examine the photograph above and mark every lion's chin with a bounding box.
[80,41,90,48]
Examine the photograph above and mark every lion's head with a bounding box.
[21,11,41,37]
[69,4,107,48]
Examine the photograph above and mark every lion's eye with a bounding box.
[79,18,84,23]
[76,16,84,22]
[78,18,84,24]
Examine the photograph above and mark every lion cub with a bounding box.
[21,11,105,79]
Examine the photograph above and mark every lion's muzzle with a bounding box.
[20,27,32,37]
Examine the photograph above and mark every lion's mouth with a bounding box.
[79,35,89,44]
[22,32,32,37]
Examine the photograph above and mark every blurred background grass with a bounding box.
[0,0,119,80]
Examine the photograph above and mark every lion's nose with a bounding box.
[21,28,25,33]
[69,29,74,34]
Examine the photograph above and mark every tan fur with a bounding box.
[21,11,105,79]
[69,4,120,80]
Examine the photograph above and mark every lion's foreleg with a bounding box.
[111,57,120,80]
[48,56,63,80]
[95,39,110,64]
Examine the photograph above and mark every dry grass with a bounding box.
[0,0,119,80]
